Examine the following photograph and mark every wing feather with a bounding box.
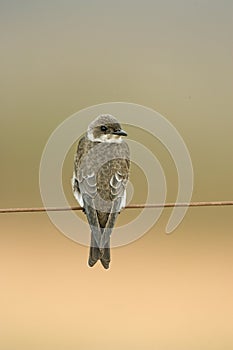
[73,136,130,246]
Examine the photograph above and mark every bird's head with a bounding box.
[87,114,127,143]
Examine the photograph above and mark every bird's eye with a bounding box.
[100,125,107,132]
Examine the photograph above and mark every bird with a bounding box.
[72,114,130,269]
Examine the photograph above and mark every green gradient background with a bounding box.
[1,1,233,349]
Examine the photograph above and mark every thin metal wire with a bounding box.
[0,201,232,214]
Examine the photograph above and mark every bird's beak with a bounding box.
[112,129,127,136]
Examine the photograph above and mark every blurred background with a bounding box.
[1,1,233,349]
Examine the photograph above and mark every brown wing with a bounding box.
[72,137,130,248]
[72,136,97,207]
[73,137,130,211]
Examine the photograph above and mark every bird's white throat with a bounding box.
[87,131,123,143]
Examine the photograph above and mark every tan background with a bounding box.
[1,1,233,349]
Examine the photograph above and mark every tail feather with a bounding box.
[88,232,100,267]
[85,198,122,269]
[100,246,110,269]
[88,246,100,267]
[88,232,110,269]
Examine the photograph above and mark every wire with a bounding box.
[0,201,232,214]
